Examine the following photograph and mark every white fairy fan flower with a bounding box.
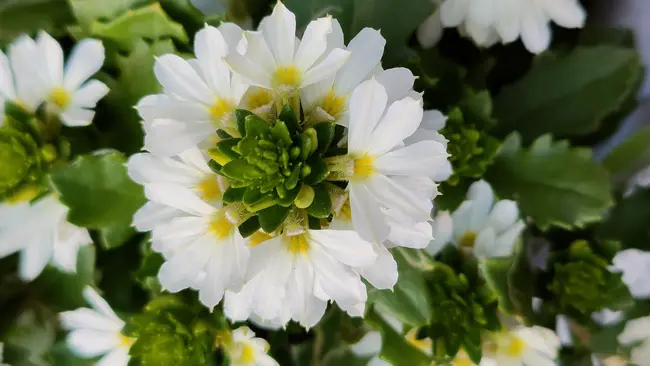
[12,31,109,125]
[611,248,650,299]
[225,1,350,97]
[483,326,560,365]
[428,179,525,258]
[219,326,279,366]
[137,23,248,156]
[59,286,134,366]
[618,316,650,364]
[300,20,386,125]
[434,0,586,53]
[224,213,377,328]
[327,77,448,245]
[0,194,91,281]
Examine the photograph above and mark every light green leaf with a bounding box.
[603,125,650,182]
[368,248,433,327]
[485,133,613,230]
[494,46,642,142]
[480,257,516,314]
[98,224,136,250]
[4,309,56,366]
[0,0,73,46]
[50,152,146,236]
[67,0,148,25]
[366,310,431,366]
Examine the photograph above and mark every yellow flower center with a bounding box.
[6,185,41,204]
[459,231,477,249]
[119,334,136,348]
[50,87,72,109]
[321,90,346,120]
[209,214,235,239]
[239,343,256,363]
[209,98,234,125]
[249,231,274,247]
[353,155,375,179]
[197,177,223,201]
[337,199,352,222]
[452,359,473,366]
[273,65,301,88]
[286,233,310,254]
[504,335,526,357]
[247,89,273,109]
[405,329,431,353]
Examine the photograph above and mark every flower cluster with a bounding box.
[128,1,450,329]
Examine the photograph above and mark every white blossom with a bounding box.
[222,326,279,366]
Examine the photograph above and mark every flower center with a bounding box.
[273,65,301,88]
[209,98,234,125]
[249,231,274,247]
[247,89,273,109]
[286,233,309,254]
[209,213,235,239]
[504,335,526,357]
[459,231,477,249]
[239,343,256,363]
[353,155,375,179]
[337,199,352,222]
[119,334,136,348]
[50,87,72,109]
[197,177,223,201]
[405,329,431,353]
[321,90,346,120]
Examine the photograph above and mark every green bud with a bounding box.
[289,146,301,160]
[0,126,45,202]
[295,185,315,209]
[301,164,312,178]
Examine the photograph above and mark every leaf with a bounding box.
[67,0,148,25]
[307,184,331,219]
[223,186,246,203]
[83,3,189,51]
[480,258,516,314]
[303,155,329,185]
[314,122,335,154]
[0,0,73,46]
[235,109,254,136]
[507,241,536,320]
[485,133,613,230]
[238,216,261,238]
[278,104,298,135]
[98,224,136,250]
[245,113,271,138]
[258,205,291,233]
[602,125,650,183]
[285,0,435,65]
[365,310,431,366]
[368,249,433,328]
[4,309,56,366]
[217,138,242,160]
[97,39,176,154]
[221,159,264,181]
[50,152,146,233]
[494,46,642,142]
[598,188,650,251]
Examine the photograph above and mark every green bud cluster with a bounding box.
[123,295,219,366]
[424,262,500,364]
[548,240,628,319]
[210,104,343,235]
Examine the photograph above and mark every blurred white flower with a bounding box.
[484,325,560,365]
[221,326,278,366]
[611,248,650,299]
[618,316,650,364]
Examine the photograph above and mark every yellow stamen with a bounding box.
[459,231,477,249]
[6,185,41,204]
[321,90,346,119]
[197,177,223,201]
[273,65,301,88]
[209,98,234,124]
[50,87,71,109]
[247,89,273,109]
[452,359,473,366]
[405,329,431,353]
[239,343,256,363]
[210,214,234,239]
[353,155,375,179]
[119,334,136,348]
[286,233,309,254]
[337,199,352,222]
[504,335,526,357]
[249,231,274,247]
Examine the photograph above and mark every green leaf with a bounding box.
[307,184,331,219]
[365,310,431,366]
[50,152,146,233]
[97,39,176,154]
[83,3,189,50]
[4,309,56,366]
[221,159,264,181]
[223,186,246,203]
[303,155,329,185]
[485,133,613,230]
[602,125,650,183]
[98,224,136,250]
[217,138,241,160]
[314,122,335,154]
[507,241,536,320]
[0,0,73,46]
[258,205,291,233]
[598,188,650,251]
[68,0,148,25]
[277,184,300,207]
[494,46,642,142]
[245,113,270,138]
[235,109,254,136]
[480,258,516,314]
[368,249,433,327]
[278,104,298,135]
[238,216,261,238]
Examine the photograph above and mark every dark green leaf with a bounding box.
[0,0,73,46]
[480,258,516,314]
[98,224,136,250]
[307,184,332,219]
[314,122,335,154]
[603,125,650,183]
[223,186,246,203]
[365,310,431,366]
[238,216,261,238]
[258,205,291,233]
[277,185,300,207]
[245,114,270,138]
[217,138,241,160]
[235,109,254,136]
[303,155,330,185]
[598,188,650,251]
[278,104,298,135]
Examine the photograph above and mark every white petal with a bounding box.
[367,175,432,221]
[63,39,105,90]
[543,0,586,28]
[96,347,130,366]
[555,315,573,346]
[333,28,385,95]
[387,214,433,249]
[19,233,53,281]
[151,216,207,253]
[440,0,470,27]
[225,35,274,89]
[60,106,95,127]
[326,19,345,51]
[36,31,64,87]
[347,78,388,153]
[619,316,650,344]
[492,220,525,257]
[199,235,249,308]
[132,202,182,232]
[143,119,214,157]
[485,200,519,233]
[368,97,423,156]
[0,203,34,258]
[83,287,122,322]
[451,201,473,239]
[429,211,453,255]
[374,67,417,105]
[51,225,89,273]
[301,48,350,88]
[520,7,552,54]
[471,227,497,258]
[295,17,331,72]
[310,229,377,267]
[612,249,650,299]
[310,246,367,305]
[421,110,447,131]
[66,329,120,357]
[0,50,15,99]
[261,2,296,66]
[154,54,214,105]
[218,22,246,54]
[8,35,47,110]
[72,80,109,108]
[495,0,522,43]
[126,153,202,186]
[144,183,215,216]
[59,308,123,332]
[467,0,494,26]
[417,12,444,49]
[136,94,210,122]
[158,236,213,292]
[466,180,495,231]
[194,25,233,98]
[349,184,389,244]
[358,245,398,289]
[374,140,449,176]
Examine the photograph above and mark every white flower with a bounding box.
[224,223,377,328]
[329,77,448,245]
[15,31,108,126]
[611,248,650,299]
[225,1,350,96]
[300,21,386,125]
[437,0,586,53]
[0,194,91,281]
[625,164,650,196]
[484,326,560,366]
[138,23,248,156]
[221,326,278,366]
[428,180,525,258]
[59,286,133,366]
[618,316,650,364]
[0,342,8,366]
[416,9,445,49]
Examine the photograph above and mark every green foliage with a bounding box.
[598,188,650,251]
[486,133,613,230]
[67,0,149,25]
[3,310,55,366]
[603,125,650,184]
[494,46,643,142]
[365,310,431,366]
[0,123,45,201]
[50,152,145,248]
[0,0,73,46]
[547,241,633,322]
